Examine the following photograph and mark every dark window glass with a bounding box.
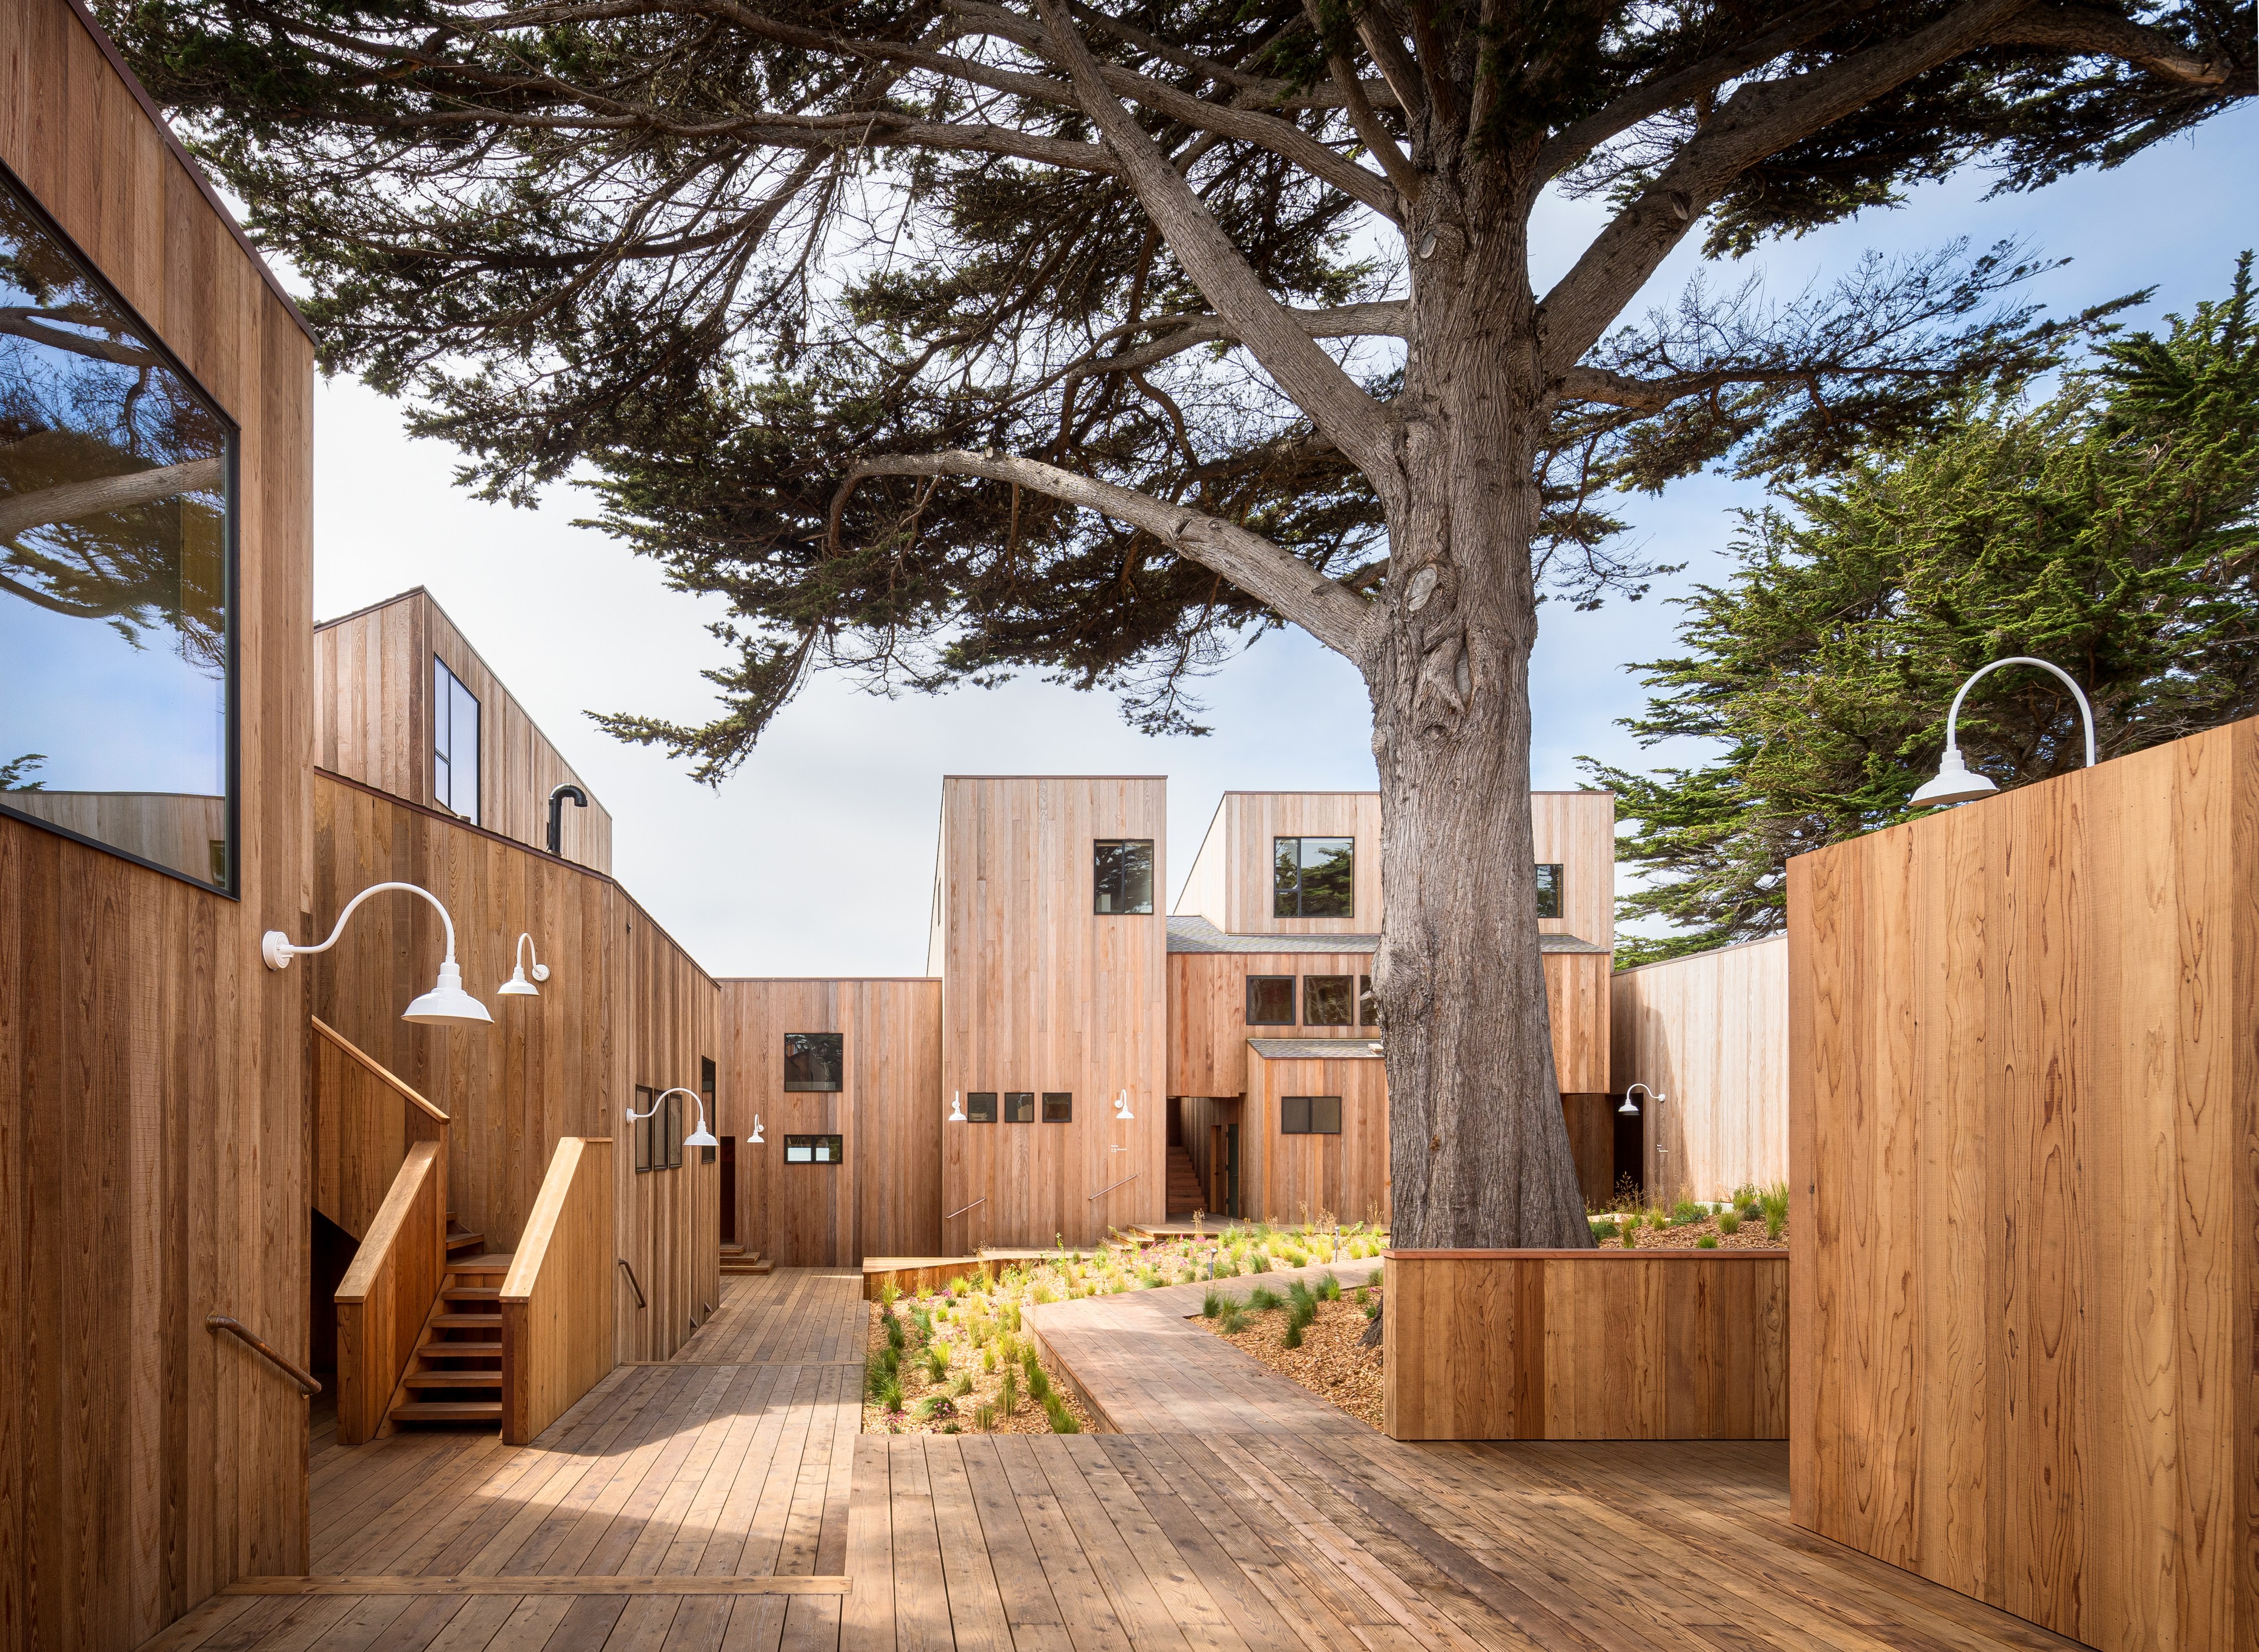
[0,168,236,891]
[784,1032,842,1091]
[966,1091,998,1123]
[432,656,481,824]
[1281,1095,1343,1135]
[1359,975,1380,1027]
[1094,839,1155,914]
[665,1092,684,1170]
[1042,1092,1072,1123]
[700,1057,717,1163]
[1004,1091,1035,1123]
[1246,976,1295,1025]
[634,1085,655,1173]
[1536,862,1563,920]
[1302,975,1354,1026]
[1274,837,1354,918]
[784,1134,844,1164]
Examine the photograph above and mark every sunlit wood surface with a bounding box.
[146,1267,2084,1652]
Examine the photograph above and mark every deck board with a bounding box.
[177,1267,2096,1652]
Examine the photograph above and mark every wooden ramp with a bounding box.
[146,1267,2085,1652]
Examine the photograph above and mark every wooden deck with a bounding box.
[144,1267,2084,1652]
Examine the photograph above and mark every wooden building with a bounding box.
[0,0,316,1641]
[315,587,614,872]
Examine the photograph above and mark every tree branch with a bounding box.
[1989,2,2242,85]
[1058,300,1407,384]
[829,449,1374,656]
[0,458,226,541]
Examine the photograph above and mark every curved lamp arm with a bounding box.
[262,881,459,972]
[1943,656,2097,768]
[515,932,551,981]
[629,1085,719,1148]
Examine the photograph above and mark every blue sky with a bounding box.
[309,103,2259,975]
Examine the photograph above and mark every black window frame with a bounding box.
[966,1091,998,1123]
[784,1133,844,1165]
[1536,862,1564,920]
[432,655,482,825]
[1041,1092,1073,1123]
[634,1084,655,1173]
[784,1031,844,1092]
[1273,836,1356,918]
[1281,1095,1343,1135]
[1092,838,1155,915]
[0,158,242,898]
[1004,1091,1035,1123]
[1301,975,1355,1027]
[1245,975,1297,1027]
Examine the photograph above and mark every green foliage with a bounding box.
[1670,1197,1705,1227]
[1759,1184,1791,1241]
[999,1366,1018,1418]
[974,1402,997,1433]
[1246,1285,1283,1313]
[1024,1355,1052,1405]
[877,1284,899,1311]
[1282,1320,1304,1350]
[1317,1273,1342,1303]
[1717,1208,1742,1236]
[1247,1253,1271,1274]
[1201,1289,1224,1320]
[884,1317,905,1354]
[1218,1305,1250,1335]
[1621,1225,1638,1250]
[924,1344,949,1381]
[1591,258,2259,960]
[1590,1218,1619,1244]
[879,1377,904,1414]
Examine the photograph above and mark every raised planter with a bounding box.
[1381,1248,1788,1441]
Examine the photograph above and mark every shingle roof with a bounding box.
[1247,1038,1387,1060]
[1165,914,1608,957]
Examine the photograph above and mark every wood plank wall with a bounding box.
[718,979,942,1267]
[315,588,614,872]
[1787,719,2259,1652]
[308,771,718,1366]
[501,1138,615,1444]
[311,1020,448,1241]
[1611,935,1788,1204]
[938,778,1170,1248]
[1243,1049,1391,1225]
[1383,1251,1789,1441]
[0,3,316,1643]
[332,1142,446,1447]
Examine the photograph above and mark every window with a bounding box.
[784,1032,842,1091]
[1274,837,1355,918]
[634,1085,655,1173]
[1302,975,1354,1026]
[0,165,236,891]
[665,1091,684,1170]
[1042,1092,1073,1123]
[700,1057,717,1164]
[966,1091,998,1123]
[1536,863,1563,920]
[1094,840,1154,914]
[1246,975,1295,1026]
[432,657,481,824]
[784,1134,844,1164]
[1004,1091,1035,1123]
[1359,975,1380,1027]
[1281,1096,1343,1135]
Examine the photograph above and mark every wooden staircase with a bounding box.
[385,1255,511,1430]
[1166,1147,1204,1217]
[445,1208,486,1259]
[720,1243,771,1276]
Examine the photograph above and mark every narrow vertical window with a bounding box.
[1274,837,1355,918]
[1093,839,1155,914]
[634,1084,655,1173]
[665,1091,684,1170]
[1535,863,1563,920]
[432,655,481,824]
[700,1057,718,1164]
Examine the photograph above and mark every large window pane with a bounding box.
[1093,838,1154,914]
[784,1032,843,1091]
[1302,975,1354,1026]
[1273,837,1354,918]
[1535,862,1562,920]
[1246,975,1295,1025]
[0,165,235,890]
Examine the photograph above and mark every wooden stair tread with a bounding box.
[389,1401,502,1421]
[421,1340,502,1356]
[403,1371,502,1388]
[429,1313,502,1329]
[442,1285,501,1300]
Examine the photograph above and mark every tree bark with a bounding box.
[1366,205,1594,1251]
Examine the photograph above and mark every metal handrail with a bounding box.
[945,1195,987,1221]
[206,1314,322,1396]
[618,1257,647,1308]
[1088,1171,1141,1201]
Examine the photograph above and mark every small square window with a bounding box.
[784,1032,842,1091]
[1281,1095,1342,1135]
[1042,1092,1072,1123]
[784,1133,844,1164]
[1302,975,1354,1026]
[634,1085,655,1173]
[1274,837,1354,918]
[1359,975,1380,1027]
[967,1092,998,1123]
[1247,976,1295,1026]
[1094,840,1155,914]
[1536,863,1563,920]
[1004,1091,1035,1123]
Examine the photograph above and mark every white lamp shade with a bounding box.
[1617,1093,1640,1114]
[402,960,494,1025]
[1911,747,2000,807]
[497,966,540,997]
[685,1123,719,1149]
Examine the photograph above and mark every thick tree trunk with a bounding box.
[1367,220,1593,1251]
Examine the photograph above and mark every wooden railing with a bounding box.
[206,1314,322,1396]
[500,1138,616,1444]
[312,1016,449,1240]
[334,1140,447,1446]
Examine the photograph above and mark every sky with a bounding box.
[308,104,2259,978]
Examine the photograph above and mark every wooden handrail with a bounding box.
[617,1257,646,1308]
[207,1314,322,1396]
[501,1138,617,1444]
[312,1016,449,1123]
[1088,1171,1141,1201]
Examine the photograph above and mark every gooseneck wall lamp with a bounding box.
[498,932,551,997]
[262,882,493,1025]
[748,1114,765,1145]
[628,1085,720,1151]
[1912,656,2098,808]
[1112,1089,1135,1122]
[948,1091,967,1123]
[1619,1081,1662,1117]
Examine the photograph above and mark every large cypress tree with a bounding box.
[105,0,2254,1244]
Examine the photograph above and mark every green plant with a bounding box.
[1759,1182,1790,1240]
[865,1354,892,1399]
[1621,1225,1638,1248]
[1369,1264,1382,1288]
[1031,1284,1057,1305]
[1670,1195,1704,1226]
[884,1317,905,1353]
[1024,1358,1052,1404]
[1282,1250,1308,1268]
[1730,1183,1760,1209]
[925,1345,949,1381]
[910,1305,934,1340]
[914,1393,955,1421]
[951,1373,974,1397]
[1045,1397,1080,1434]
[877,1283,900,1311]
[1247,1284,1282,1312]
[1590,1220,1618,1244]
[1697,1235,1719,1248]
[1362,1297,1380,1321]
[1248,1252,1271,1274]
[879,1377,904,1414]
[1202,1289,1224,1319]
[974,1402,996,1433]
[1353,1285,1368,1305]
[1716,1208,1741,1236]
[1317,1273,1342,1302]
[1217,1305,1249,1334]
[1282,1320,1304,1349]
[999,1366,1018,1417]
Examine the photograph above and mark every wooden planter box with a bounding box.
[1381,1248,1788,1441]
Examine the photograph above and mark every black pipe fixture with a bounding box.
[547,782,588,855]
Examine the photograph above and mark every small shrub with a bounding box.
[910,1305,934,1340]
[1353,1285,1369,1306]
[999,1367,1019,1417]
[878,1283,901,1311]
[1248,1252,1271,1274]
[1247,1284,1282,1312]
[1362,1297,1380,1321]
[1369,1264,1383,1288]
[1282,1250,1308,1268]
[1045,1397,1080,1434]
[974,1402,996,1433]
[1202,1289,1224,1319]
[1729,1182,1760,1210]
[1031,1284,1057,1305]
[884,1318,905,1353]
[951,1373,975,1397]
[1716,1208,1741,1236]
[1620,1225,1638,1248]
[1696,1235,1719,1249]
[982,1343,997,1372]
[879,1377,904,1414]
[1217,1305,1250,1334]
[1317,1273,1342,1302]
[915,1394,956,1421]
[1003,1302,1023,1333]
[865,1355,892,1399]
[1025,1360,1052,1404]
[1759,1182,1790,1240]
[1670,1196,1704,1227]
[925,1345,949,1381]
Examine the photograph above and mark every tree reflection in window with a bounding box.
[0,167,234,889]
[1273,837,1354,918]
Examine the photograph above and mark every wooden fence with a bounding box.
[334,1142,447,1447]
[501,1138,618,1444]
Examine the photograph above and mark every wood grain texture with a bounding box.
[1381,1250,1788,1441]
[500,1138,616,1444]
[334,1143,447,1447]
[719,979,942,1267]
[314,588,614,872]
[1788,717,2259,1652]
[0,3,315,1642]
[311,1018,448,1241]
[1242,1046,1390,1225]
[935,778,1169,1248]
[0,791,225,882]
[1612,935,1787,1203]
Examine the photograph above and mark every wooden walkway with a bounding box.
[144,1267,2084,1652]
